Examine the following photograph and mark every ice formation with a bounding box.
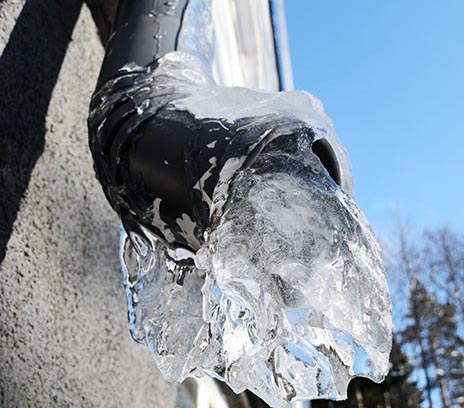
[90,51,354,249]
[87,0,392,404]
[88,46,392,407]
[120,122,392,407]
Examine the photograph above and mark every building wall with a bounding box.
[0,1,176,406]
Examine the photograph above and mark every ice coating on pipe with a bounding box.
[89,48,392,406]
[89,51,354,249]
[119,133,392,407]
[88,0,392,405]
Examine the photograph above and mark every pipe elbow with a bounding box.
[88,2,353,251]
[89,53,313,249]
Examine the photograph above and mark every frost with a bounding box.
[120,135,392,407]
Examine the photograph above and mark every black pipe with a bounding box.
[97,0,189,86]
[89,0,324,251]
[90,0,207,249]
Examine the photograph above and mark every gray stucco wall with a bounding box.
[0,1,176,406]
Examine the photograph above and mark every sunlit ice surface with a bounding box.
[119,125,392,407]
[87,0,392,403]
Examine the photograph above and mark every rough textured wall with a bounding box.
[0,1,176,407]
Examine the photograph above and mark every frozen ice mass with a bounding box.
[88,2,392,403]
[116,52,392,405]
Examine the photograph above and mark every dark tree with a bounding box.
[395,226,464,408]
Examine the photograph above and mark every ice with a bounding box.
[119,133,392,407]
[89,3,391,403]
[90,50,353,248]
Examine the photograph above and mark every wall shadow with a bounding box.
[0,0,83,263]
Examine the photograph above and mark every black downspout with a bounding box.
[88,0,313,251]
[97,0,189,87]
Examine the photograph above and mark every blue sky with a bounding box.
[285,0,464,235]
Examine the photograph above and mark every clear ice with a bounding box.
[120,114,392,407]
[97,1,392,404]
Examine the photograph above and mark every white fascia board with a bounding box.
[212,0,284,92]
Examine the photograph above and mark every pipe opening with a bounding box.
[311,138,341,186]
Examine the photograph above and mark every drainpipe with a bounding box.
[88,0,347,252]
[97,0,190,86]
[88,3,363,407]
